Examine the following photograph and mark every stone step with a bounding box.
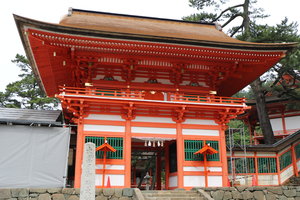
[144,197,204,200]
[144,194,200,198]
[141,190,203,200]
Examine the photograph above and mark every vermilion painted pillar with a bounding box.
[291,144,298,177]
[124,120,132,187]
[254,152,259,186]
[219,125,229,187]
[176,122,184,188]
[276,153,281,185]
[74,122,84,188]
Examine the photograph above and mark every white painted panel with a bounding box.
[256,152,276,156]
[297,160,300,171]
[234,152,254,156]
[270,118,283,131]
[234,175,253,186]
[183,119,217,125]
[280,166,294,183]
[95,174,124,186]
[285,116,300,130]
[182,129,219,136]
[184,166,204,172]
[133,116,174,123]
[209,167,222,172]
[258,175,278,185]
[84,124,125,132]
[208,176,222,187]
[184,176,205,187]
[169,176,178,187]
[183,166,222,172]
[85,114,124,121]
[131,127,176,134]
[95,164,125,170]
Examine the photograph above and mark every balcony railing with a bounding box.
[58,86,246,106]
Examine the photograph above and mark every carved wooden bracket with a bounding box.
[122,103,136,120]
[172,106,186,123]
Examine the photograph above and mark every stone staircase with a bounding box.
[284,176,300,186]
[141,190,205,200]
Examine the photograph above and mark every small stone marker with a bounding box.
[80,142,96,200]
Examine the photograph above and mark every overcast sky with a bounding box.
[0,0,299,92]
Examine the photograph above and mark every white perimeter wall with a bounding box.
[270,118,283,132]
[285,116,300,130]
[95,174,124,186]
[258,175,278,185]
[169,176,178,187]
[184,176,205,187]
[208,176,222,187]
[280,165,294,183]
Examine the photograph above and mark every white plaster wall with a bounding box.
[183,176,205,187]
[280,165,294,183]
[132,116,174,123]
[183,119,217,125]
[95,164,125,170]
[169,176,178,187]
[183,166,222,172]
[258,175,278,185]
[85,114,124,121]
[84,124,125,132]
[182,129,219,136]
[270,118,283,131]
[208,176,223,187]
[256,152,276,156]
[131,127,176,135]
[285,116,300,130]
[95,174,124,186]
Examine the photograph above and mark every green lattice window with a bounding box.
[228,158,255,174]
[295,143,300,159]
[280,151,292,170]
[85,136,123,159]
[184,140,219,161]
[258,158,277,173]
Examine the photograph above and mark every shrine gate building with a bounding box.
[15,8,297,189]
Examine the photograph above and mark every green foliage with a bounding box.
[184,0,268,37]
[227,120,250,145]
[0,54,58,110]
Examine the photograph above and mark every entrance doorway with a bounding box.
[131,138,166,190]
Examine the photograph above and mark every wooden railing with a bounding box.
[58,86,246,105]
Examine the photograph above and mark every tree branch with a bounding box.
[230,24,243,37]
[212,4,244,22]
[222,14,243,28]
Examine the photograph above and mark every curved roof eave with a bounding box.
[14,14,298,52]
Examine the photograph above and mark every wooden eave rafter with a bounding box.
[14,14,297,97]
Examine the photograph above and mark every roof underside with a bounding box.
[14,10,297,97]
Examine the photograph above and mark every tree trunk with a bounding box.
[250,78,275,144]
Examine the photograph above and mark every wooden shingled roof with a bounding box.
[58,8,297,50]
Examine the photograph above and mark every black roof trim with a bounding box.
[70,8,216,26]
[231,129,300,152]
